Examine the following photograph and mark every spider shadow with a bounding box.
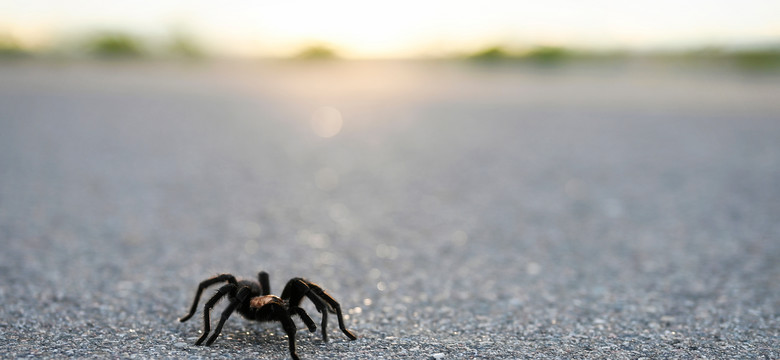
[232,324,323,355]
[180,315,325,351]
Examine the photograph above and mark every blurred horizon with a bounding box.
[2,0,780,60]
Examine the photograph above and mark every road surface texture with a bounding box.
[1,61,778,359]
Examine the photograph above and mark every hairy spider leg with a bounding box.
[195,283,237,345]
[282,279,332,341]
[258,271,270,295]
[205,286,252,346]
[180,274,237,322]
[282,278,327,339]
[305,281,357,341]
[319,300,331,341]
[291,307,318,333]
[282,278,357,342]
[277,304,301,360]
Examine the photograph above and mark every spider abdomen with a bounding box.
[249,295,283,309]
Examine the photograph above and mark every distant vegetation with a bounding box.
[466,44,622,65]
[468,46,510,61]
[2,29,779,71]
[464,43,780,70]
[0,34,30,59]
[672,46,780,70]
[82,31,204,59]
[524,46,575,63]
[0,30,205,60]
[732,49,780,69]
[293,44,339,60]
[85,32,146,58]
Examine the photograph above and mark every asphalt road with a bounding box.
[1,60,778,359]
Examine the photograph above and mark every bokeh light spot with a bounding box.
[368,268,381,279]
[311,106,343,138]
[451,230,468,246]
[526,262,541,276]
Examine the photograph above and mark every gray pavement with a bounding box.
[0,61,778,359]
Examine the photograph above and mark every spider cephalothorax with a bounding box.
[179,271,357,360]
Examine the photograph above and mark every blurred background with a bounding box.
[1,1,779,358]
[1,0,780,63]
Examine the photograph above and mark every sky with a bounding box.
[1,0,779,58]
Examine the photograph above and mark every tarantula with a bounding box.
[179,271,357,360]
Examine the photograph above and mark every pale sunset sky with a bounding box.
[1,0,779,57]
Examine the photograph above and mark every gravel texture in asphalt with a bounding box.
[1,61,778,359]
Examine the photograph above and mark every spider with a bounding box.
[179,271,357,360]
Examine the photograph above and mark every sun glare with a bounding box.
[198,1,453,58]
